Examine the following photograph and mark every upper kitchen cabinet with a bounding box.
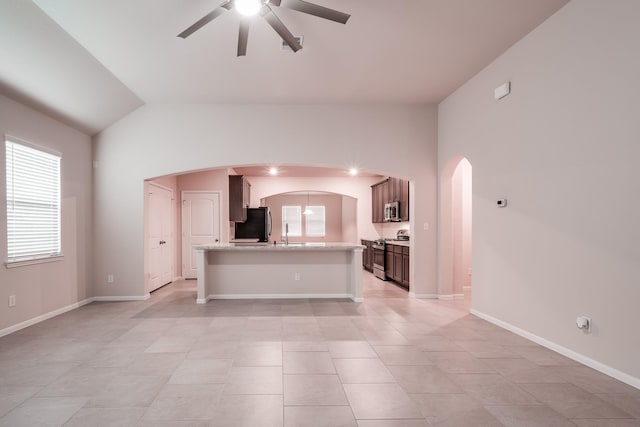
[392,177,410,222]
[371,177,409,223]
[229,175,251,222]
[371,179,388,223]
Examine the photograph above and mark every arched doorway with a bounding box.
[439,157,472,299]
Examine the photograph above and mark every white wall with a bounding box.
[438,0,640,385]
[0,94,92,333]
[341,195,358,244]
[93,104,438,299]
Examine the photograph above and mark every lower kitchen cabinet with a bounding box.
[401,246,410,287]
[393,247,403,283]
[361,239,373,272]
[385,248,394,279]
[385,243,410,289]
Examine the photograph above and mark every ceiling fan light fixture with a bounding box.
[235,0,262,17]
[178,0,350,56]
[303,191,313,215]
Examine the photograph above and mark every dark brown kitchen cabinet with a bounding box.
[393,247,403,283]
[229,175,251,222]
[371,179,388,223]
[361,239,373,272]
[371,177,409,223]
[385,247,394,279]
[396,178,410,222]
[385,243,410,289]
[401,246,410,287]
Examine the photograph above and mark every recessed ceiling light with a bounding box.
[269,167,279,176]
[349,168,358,176]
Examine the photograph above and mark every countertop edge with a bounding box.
[196,243,365,251]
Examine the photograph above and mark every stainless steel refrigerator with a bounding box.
[234,207,272,242]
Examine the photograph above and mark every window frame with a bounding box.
[5,135,63,268]
[281,205,302,237]
[304,205,326,237]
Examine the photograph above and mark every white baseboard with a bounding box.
[91,294,150,302]
[470,308,640,391]
[438,294,465,300]
[0,293,153,338]
[0,297,94,338]
[409,293,439,299]
[207,293,354,300]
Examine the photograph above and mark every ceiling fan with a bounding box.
[177,0,350,56]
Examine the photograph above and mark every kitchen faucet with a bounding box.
[283,223,289,245]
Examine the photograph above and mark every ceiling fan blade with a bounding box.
[262,6,302,52]
[237,19,250,56]
[280,0,350,24]
[177,0,233,38]
[269,0,282,5]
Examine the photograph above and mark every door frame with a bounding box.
[181,190,223,279]
[145,181,175,293]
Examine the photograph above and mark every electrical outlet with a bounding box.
[576,316,591,333]
[8,295,16,307]
[294,272,301,281]
[107,274,114,283]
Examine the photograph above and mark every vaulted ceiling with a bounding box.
[0,0,569,135]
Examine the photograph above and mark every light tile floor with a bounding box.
[1,272,639,426]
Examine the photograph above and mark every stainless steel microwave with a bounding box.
[384,201,400,222]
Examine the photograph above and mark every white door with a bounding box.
[148,184,174,291]
[182,192,221,279]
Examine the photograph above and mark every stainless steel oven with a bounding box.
[372,241,387,280]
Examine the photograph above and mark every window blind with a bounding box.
[5,138,61,262]
[305,206,325,237]
[282,205,302,237]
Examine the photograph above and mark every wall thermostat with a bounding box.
[496,198,507,208]
[494,81,511,100]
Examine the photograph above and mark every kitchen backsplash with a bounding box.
[374,222,410,240]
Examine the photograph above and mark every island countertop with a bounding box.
[195,242,364,251]
[195,243,364,304]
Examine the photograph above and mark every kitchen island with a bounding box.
[195,243,364,303]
